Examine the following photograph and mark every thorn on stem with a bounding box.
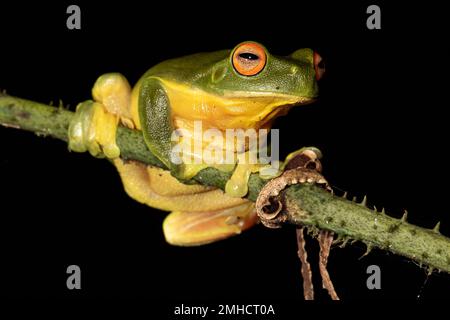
[401,210,408,223]
[339,238,349,248]
[359,243,373,259]
[433,222,441,233]
[360,195,368,207]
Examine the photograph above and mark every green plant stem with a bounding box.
[1,94,450,273]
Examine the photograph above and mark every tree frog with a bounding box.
[68,41,325,246]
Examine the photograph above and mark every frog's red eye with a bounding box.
[313,51,325,80]
[232,42,267,76]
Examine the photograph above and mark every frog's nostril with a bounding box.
[313,51,325,80]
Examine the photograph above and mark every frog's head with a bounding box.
[202,41,325,128]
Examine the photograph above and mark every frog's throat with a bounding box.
[158,79,314,130]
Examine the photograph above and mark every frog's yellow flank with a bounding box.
[68,41,324,246]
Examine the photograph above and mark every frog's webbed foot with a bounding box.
[163,202,257,246]
[255,148,339,300]
[68,73,132,158]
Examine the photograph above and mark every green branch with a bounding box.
[1,94,450,273]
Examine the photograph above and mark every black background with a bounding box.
[0,0,449,315]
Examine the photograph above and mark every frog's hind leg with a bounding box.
[163,202,257,246]
[113,158,257,246]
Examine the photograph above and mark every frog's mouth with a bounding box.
[223,93,316,129]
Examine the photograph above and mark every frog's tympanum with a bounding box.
[68,41,325,246]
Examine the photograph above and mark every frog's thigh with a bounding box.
[113,159,248,212]
[163,202,257,246]
[92,73,135,128]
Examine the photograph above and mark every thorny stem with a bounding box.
[1,94,450,274]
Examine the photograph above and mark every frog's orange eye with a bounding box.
[313,51,325,80]
[232,42,267,76]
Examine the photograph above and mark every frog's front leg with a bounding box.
[224,150,262,198]
[139,77,187,178]
[68,73,132,158]
[224,146,324,198]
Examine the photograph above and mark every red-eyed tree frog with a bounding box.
[68,41,325,246]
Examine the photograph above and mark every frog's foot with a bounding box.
[68,73,133,158]
[92,73,133,129]
[163,202,257,246]
[68,100,120,158]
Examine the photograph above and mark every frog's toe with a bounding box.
[68,101,93,153]
[68,100,120,158]
[162,202,257,246]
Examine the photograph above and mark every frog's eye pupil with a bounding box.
[232,42,267,76]
[239,52,259,60]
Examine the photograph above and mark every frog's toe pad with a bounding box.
[68,100,120,158]
[162,203,257,246]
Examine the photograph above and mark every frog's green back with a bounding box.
[141,50,230,85]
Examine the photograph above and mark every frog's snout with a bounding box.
[313,51,325,81]
[290,48,325,83]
